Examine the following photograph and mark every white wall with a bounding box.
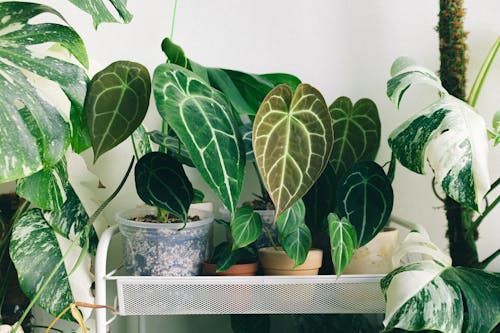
[21,0,500,332]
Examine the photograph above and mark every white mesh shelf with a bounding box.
[95,226,386,333]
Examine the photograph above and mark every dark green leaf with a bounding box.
[327,213,357,277]
[329,97,381,178]
[276,199,305,244]
[260,73,301,91]
[281,223,312,267]
[240,123,255,161]
[231,206,262,250]
[135,152,193,222]
[337,161,393,246]
[85,61,151,161]
[212,241,240,272]
[153,64,245,214]
[161,37,189,68]
[148,130,194,167]
[253,84,334,217]
[192,188,205,204]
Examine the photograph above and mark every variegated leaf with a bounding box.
[387,56,446,108]
[85,61,151,162]
[493,110,500,146]
[329,97,381,178]
[135,152,193,222]
[231,205,262,250]
[337,161,393,246]
[327,213,357,277]
[153,64,245,214]
[10,209,94,322]
[253,84,334,217]
[66,0,132,28]
[387,58,490,211]
[148,130,194,167]
[0,2,88,182]
[389,95,489,211]
[131,125,152,159]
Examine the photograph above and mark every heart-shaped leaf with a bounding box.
[85,61,151,162]
[303,162,337,234]
[135,152,193,222]
[10,209,94,322]
[231,205,262,250]
[327,213,357,277]
[212,241,240,272]
[387,58,490,211]
[161,38,189,68]
[153,64,245,214]
[0,2,89,183]
[337,161,393,246]
[276,199,306,244]
[253,84,334,217]
[281,223,312,268]
[66,0,132,28]
[329,97,381,178]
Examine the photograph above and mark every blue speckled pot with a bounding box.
[117,206,214,276]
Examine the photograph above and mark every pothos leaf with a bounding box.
[153,64,245,214]
[327,213,357,277]
[336,161,393,246]
[135,152,193,222]
[253,84,334,217]
[231,206,262,250]
[387,58,490,211]
[85,61,151,162]
[329,97,381,178]
[0,2,88,182]
[10,209,94,322]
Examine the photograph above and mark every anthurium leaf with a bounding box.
[231,205,262,250]
[389,95,489,211]
[135,152,193,222]
[0,2,88,182]
[253,83,334,217]
[303,162,336,234]
[131,125,152,159]
[148,130,194,167]
[85,61,151,162]
[153,64,245,214]
[10,209,94,322]
[327,213,357,277]
[329,97,381,178]
[192,188,205,204]
[276,199,305,244]
[337,161,393,246]
[65,0,132,28]
[240,123,255,161]
[161,37,189,68]
[260,73,301,92]
[387,56,446,108]
[281,223,312,267]
[382,261,500,333]
[212,241,240,272]
[16,161,68,211]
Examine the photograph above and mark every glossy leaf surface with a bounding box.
[337,161,393,246]
[135,152,193,222]
[231,206,262,250]
[131,125,152,159]
[253,84,333,217]
[0,2,88,182]
[329,97,381,178]
[85,61,151,161]
[153,64,245,214]
[67,0,132,28]
[148,130,194,167]
[327,213,357,277]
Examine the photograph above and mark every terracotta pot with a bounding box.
[343,227,400,274]
[259,247,323,275]
[204,261,258,276]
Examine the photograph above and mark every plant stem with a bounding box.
[467,36,500,107]
[479,248,500,269]
[169,0,179,40]
[87,157,134,226]
[262,224,278,250]
[467,194,500,239]
[486,177,500,197]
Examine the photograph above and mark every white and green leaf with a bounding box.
[276,199,305,244]
[231,205,262,250]
[387,58,490,211]
[336,161,393,246]
[329,97,381,178]
[135,152,193,222]
[85,61,151,162]
[9,209,94,322]
[253,84,334,217]
[0,2,88,183]
[131,125,152,159]
[327,213,357,277]
[65,0,132,28]
[153,64,245,214]
[493,110,500,146]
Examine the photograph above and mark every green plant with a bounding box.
[383,55,500,332]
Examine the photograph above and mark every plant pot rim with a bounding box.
[116,206,214,230]
[203,261,258,276]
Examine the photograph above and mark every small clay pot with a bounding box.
[258,248,323,275]
[204,261,259,276]
[343,227,400,274]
